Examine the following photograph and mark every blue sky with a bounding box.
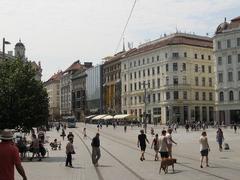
[0,0,240,80]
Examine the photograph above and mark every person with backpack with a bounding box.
[151,134,160,161]
[91,133,101,166]
[65,137,75,168]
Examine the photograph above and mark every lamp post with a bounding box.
[141,82,150,133]
[2,38,11,60]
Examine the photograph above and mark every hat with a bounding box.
[0,129,14,140]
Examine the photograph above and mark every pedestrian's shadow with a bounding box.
[97,164,113,168]
[43,156,66,163]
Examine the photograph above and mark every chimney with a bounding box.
[84,62,93,69]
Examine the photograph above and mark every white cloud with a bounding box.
[0,0,239,80]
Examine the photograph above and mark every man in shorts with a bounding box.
[159,130,169,160]
[199,131,210,168]
[137,129,149,161]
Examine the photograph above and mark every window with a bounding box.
[201,65,205,72]
[227,55,232,64]
[238,54,240,63]
[147,58,150,64]
[173,76,178,85]
[138,60,141,66]
[134,83,137,91]
[152,67,155,75]
[124,85,127,92]
[143,81,145,88]
[208,66,211,73]
[202,77,206,86]
[139,96,142,103]
[182,63,186,71]
[166,76,169,85]
[195,92,199,100]
[148,80,150,88]
[152,57,154,62]
[209,92,213,101]
[194,54,198,59]
[172,52,179,58]
[195,77,199,86]
[173,63,178,71]
[138,71,141,78]
[138,82,141,90]
[217,41,221,49]
[201,54,204,60]
[166,92,170,100]
[130,62,132,68]
[134,61,136,67]
[157,78,160,88]
[202,92,206,101]
[166,64,169,72]
[218,57,222,65]
[229,91,234,101]
[143,69,145,77]
[183,91,187,100]
[135,96,137,105]
[153,94,156,103]
[174,91,179,100]
[184,52,187,57]
[147,69,150,76]
[130,73,132,79]
[124,74,126,81]
[157,55,160,61]
[124,64,126,69]
[218,73,223,83]
[227,39,231,48]
[237,38,240,46]
[183,76,187,84]
[208,55,211,60]
[158,93,160,102]
[152,79,155,88]
[228,72,233,81]
[165,53,168,59]
[134,72,137,79]
[209,78,212,87]
[219,92,224,101]
[130,84,132,91]
[157,66,160,74]
[147,94,151,103]
[195,64,198,72]
[143,58,145,64]
[238,71,240,80]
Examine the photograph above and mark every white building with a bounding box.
[121,33,215,125]
[214,16,240,125]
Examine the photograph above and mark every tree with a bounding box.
[0,59,49,130]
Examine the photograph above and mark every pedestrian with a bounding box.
[65,137,75,168]
[216,128,224,151]
[83,127,87,138]
[137,129,149,161]
[150,127,155,136]
[124,125,127,133]
[185,123,189,132]
[233,124,237,133]
[159,130,169,160]
[166,128,177,158]
[0,129,27,180]
[30,134,42,161]
[67,132,74,141]
[61,129,66,140]
[199,131,210,168]
[151,134,160,161]
[91,133,101,166]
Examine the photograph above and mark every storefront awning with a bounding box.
[102,115,114,120]
[85,115,96,119]
[92,114,107,120]
[114,114,131,119]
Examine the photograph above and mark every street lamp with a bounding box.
[2,38,11,60]
[141,81,150,133]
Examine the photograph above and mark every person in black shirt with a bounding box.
[91,133,101,166]
[137,129,149,161]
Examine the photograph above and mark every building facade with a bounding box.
[102,52,125,114]
[44,71,62,121]
[121,33,215,125]
[214,16,240,125]
[72,62,92,121]
[85,65,103,114]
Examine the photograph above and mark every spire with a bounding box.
[122,37,126,52]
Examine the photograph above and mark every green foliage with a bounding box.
[0,59,49,130]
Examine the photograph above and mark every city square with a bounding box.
[15,123,240,180]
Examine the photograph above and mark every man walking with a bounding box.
[91,133,101,166]
[0,129,27,180]
[65,137,75,167]
[137,129,149,161]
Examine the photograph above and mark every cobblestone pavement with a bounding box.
[16,123,240,180]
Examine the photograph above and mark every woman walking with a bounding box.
[151,134,160,161]
[199,131,210,168]
[216,128,224,151]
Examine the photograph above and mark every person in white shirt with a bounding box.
[199,131,210,168]
[166,128,177,158]
[159,130,169,160]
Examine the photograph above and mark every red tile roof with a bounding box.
[64,60,85,73]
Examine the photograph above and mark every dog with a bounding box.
[224,143,230,150]
[159,158,177,174]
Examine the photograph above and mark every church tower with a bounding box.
[14,39,25,60]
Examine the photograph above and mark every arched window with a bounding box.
[229,91,234,101]
[219,92,224,101]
